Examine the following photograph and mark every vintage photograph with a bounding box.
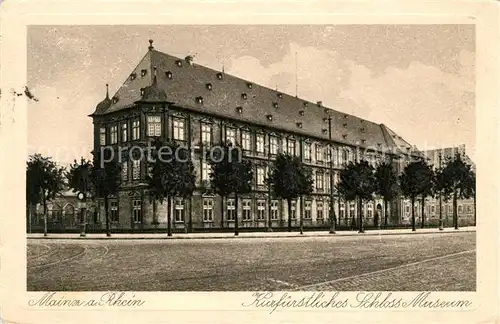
[25,25,476,292]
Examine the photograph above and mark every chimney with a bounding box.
[316,101,323,106]
[185,55,194,66]
[148,39,154,51]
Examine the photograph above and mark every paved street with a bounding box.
[27,231,475,291]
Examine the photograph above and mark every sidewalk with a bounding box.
[27,226,476,240]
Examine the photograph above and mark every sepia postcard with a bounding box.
[0,0,499,324]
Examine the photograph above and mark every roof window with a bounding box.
[141,69,147,77]
[165,71,173,79]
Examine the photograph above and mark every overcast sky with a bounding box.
[27,25,475,164]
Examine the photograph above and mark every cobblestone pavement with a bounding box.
[27,232,475,291]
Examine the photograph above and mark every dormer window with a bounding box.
[360,127,366,133]
[299,110,304,116]
[130,72,137,80]
[195,96,204,104]
[175,60,183,67]
[296,122,303,128]
[272,102,278,108]
[377,143,382,147]
[322,129,328,134]
[206,83,213,91]
[323,108,329,114]
[247,82,253,89]
[277,93,283,99]
[216,72,223,80]
[342,134,347,139]
[323,118,328,123]
[304,102,308,107]
[236,106,243,114]
[343,123,347,128]
[241,93,247,100]
[165,71,173,79]
[141,69,147,77]
[344,114,348,119]
[266,114,273,121]
[140,88,145,96]
[361,139,366,144]
[112,96,119,104]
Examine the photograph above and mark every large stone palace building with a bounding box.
[29,40,475,233]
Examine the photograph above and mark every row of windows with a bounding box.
[404,204,474,214]
[98,117,381,167]
[109,198,187,223]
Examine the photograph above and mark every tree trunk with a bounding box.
[152,198,158,230]
[43,195,48,237]
[299,196,304,235]
[329,197,336,234]
[473,194,476,226]
[351,201,356,230]
[104,196,111,237]
[188,197,193,233]
[411,197,416,231]
[384,199,388,228]
[287,198,292,232]
[453,190,458,230]
[420,196,425,228]
[28,204,32,234]
[234,194,239,236]
[358,197,364,233]
[167,196,172,236]
[220,195,225,229]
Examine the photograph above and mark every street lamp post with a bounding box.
[328,115,336,234]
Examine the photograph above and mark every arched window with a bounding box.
[51,204,63,222]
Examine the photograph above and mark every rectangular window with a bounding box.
[110,125,118,144]
[304,142,312,161]
[316,172,324,191]
[201,123,212,144]
[458,205,463,213]
[304,201,312,219]
[290,200,297,219]
[271,200,279,220]
[203,198,214,222]
[121,123,128,142]
[431,205,436,213]
[342,149,348,164]
[241,131,251,151]
[132,160,141,180]
[99,127,106,145]
[227,199,236,221]
[316,144,323,162]
[173,118,185,140]
[201,161,210,181]
[325,172,331,192]
[226,128,236,145]
[147,115,162,137]
[242,199,252,221]
[339,203,345,219]
[405,204,410,213]
[132,120,140,140]
[325,146,331,163]
[121,161,128,181]
[270,136,278,155]
[317,201,324,219]
[350,203,356,217]
[257,200,265,220]
[110,201,119,222]
[467,205,472,213]
[257,166,265,186]
[133,199,142,223]
[287,140,296,155]
[256,134,265,154]
[174,198,185,222]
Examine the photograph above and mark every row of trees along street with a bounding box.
[26,139,475,236]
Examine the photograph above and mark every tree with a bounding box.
[148,139,196,236]
[338,160,375,233]
[439,153,475,229]
[418,160,434,228]
[66,158,94,235]
[208,142,253,236]
[267,153,313,233]
[374,162,399,228]
[26,154,66,236]
[92,151,121,237]
[400,160,434,231]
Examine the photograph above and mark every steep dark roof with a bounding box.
[93,44,414,153]
[92,84,112,115]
